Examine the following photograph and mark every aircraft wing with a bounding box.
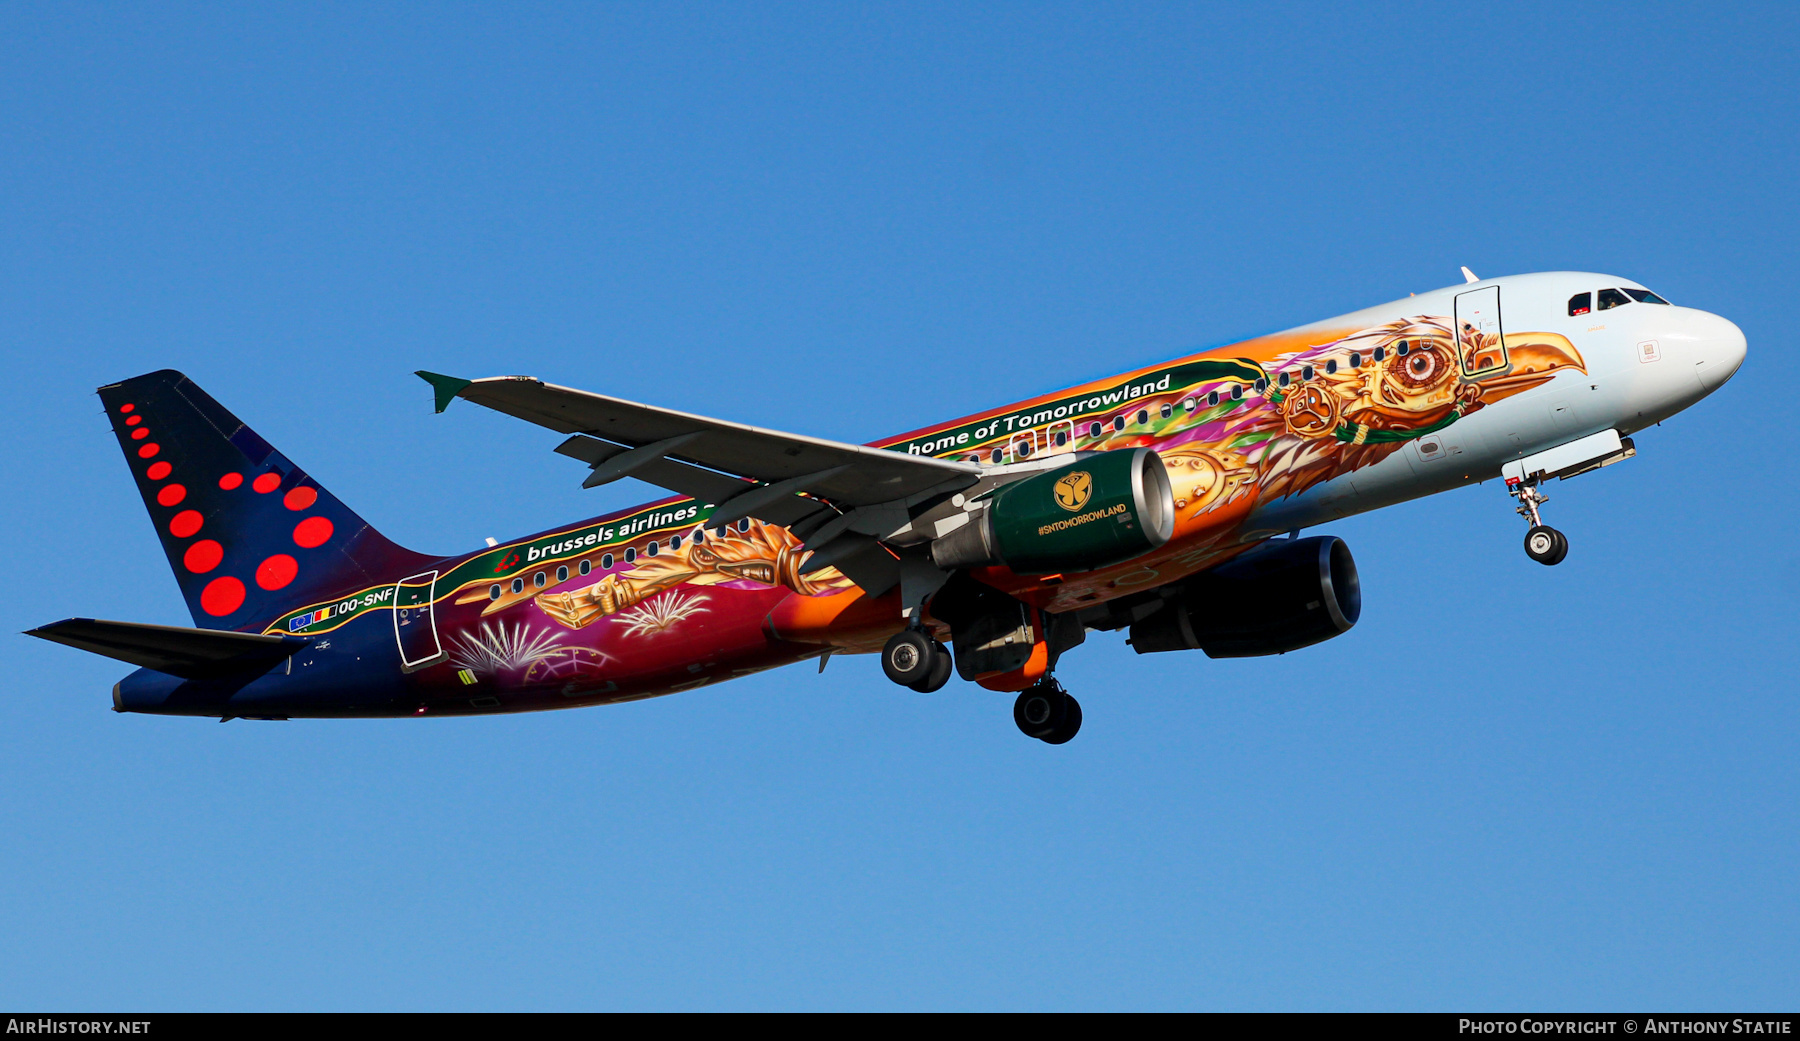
[418,372,981,528]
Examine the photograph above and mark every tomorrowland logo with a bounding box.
[1053,471,1093,512]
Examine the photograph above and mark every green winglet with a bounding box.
[415,371,473,414]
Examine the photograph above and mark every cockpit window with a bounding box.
[1624,288,1670,305]
[1597,288,1632,311]
[1568,292,1591,317]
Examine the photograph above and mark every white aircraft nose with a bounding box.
[1691,310,1747,392]
[1618,306,1745,426]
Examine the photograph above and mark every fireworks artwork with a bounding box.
[449,618,564,675]
[614,591,710,638]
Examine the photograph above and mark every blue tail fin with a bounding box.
[97,370,431,631]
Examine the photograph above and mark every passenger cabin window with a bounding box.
[1277,373,1290,388]
[990,447,1003,463]
[1135,409,1149,426]
[1372,346,1385,363]
[557,565,569,583]
[1183,398,1196,412]
[670,535,683,551]
[533,572,546,588]
[1254,378,1267,393]
[1088,421,1103,438]
[1395,341,1411,356]
[1111,416,1125,432]
[1302,365,1315,381]
[1160,403,1173,419]
[1598,288,1632,311]
[1348,352,1361,368]
[1325,359,1338,375]
[488,584,501,600]
[1568,292,1592,317]
[1624,288,1671,305]
[623,548,636,563]
[1207,390,1220,406]
[602,553,614,569]
[579,559,592,575]
[511,577,524,594]
[1231,384,1243,400]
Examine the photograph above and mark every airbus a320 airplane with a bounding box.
[30,271,1744,743]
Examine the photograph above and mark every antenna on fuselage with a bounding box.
[1461,266,1480,284]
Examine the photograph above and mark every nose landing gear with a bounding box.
[1508,477,1569,566]
[1014,679,1082,744]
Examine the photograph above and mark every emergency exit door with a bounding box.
[393,570,446,672]
[1454,285,1510,378]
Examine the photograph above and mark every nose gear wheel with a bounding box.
[1524,524,1568,566]
[1508,475,1570,566]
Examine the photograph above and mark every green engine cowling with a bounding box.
[930,448,1175,575]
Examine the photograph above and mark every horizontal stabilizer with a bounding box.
[26,618,308,679]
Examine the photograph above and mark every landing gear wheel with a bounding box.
[1014,681,1080,743]
[1014,683,1065,739]
[1524,525,1569,566]
[881,629,936,687]
[909,639,953,693]
[1040,694,1082,745]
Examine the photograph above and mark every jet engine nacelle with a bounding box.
[1128,535,1361,657]
[931,448,1175,576]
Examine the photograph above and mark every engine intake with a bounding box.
[1129,535,1361,657]
[931,448,1174,575]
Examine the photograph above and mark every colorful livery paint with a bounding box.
[39,271,1746,738]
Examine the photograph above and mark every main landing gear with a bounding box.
[1507,476,1569,566]
[1014,679,1082,745]
[881,629,953,693]
[879,627,1082,744]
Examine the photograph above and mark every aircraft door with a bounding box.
[394,570,446,672]
[1454,285,1511,378]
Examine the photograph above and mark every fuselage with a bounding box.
[115,272,1746,718]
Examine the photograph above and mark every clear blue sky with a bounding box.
[3,2,1795,1011]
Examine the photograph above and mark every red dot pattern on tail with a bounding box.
[146,462,172,481]
[200,576,245,617]
[253,472,281,494]
[293,516,333,548]
[283,486,317,511]
[169,510,203,538]
[156,484,186,507]
[256,554,298,590]
[184,540,223,574]
[219,472,243,490]
[137,443,159,458]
